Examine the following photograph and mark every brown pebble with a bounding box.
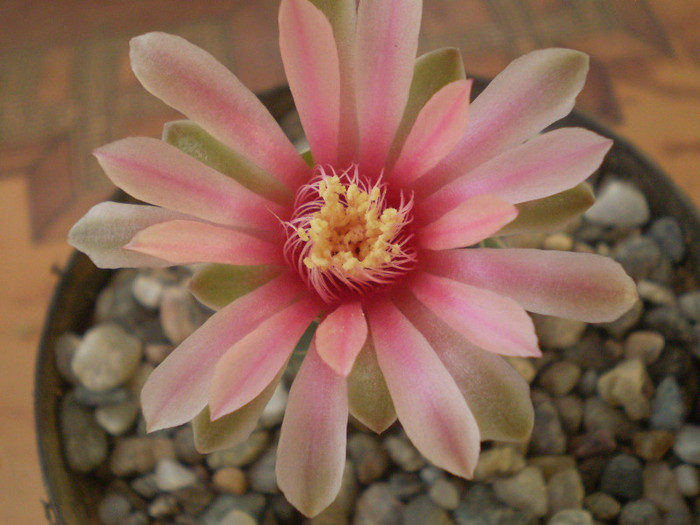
[632,430,674,461]
[212,467,248,495]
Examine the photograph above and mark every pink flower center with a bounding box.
[284,165,416,304]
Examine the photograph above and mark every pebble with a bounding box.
[532,314,587,349]
[454,484,530,525]
[403,495,454,525]
[624,331,665,364]
[569,429,616,458]
[583,492,620,520]
[650,375,686,429]
[55,332,81,384]
[597,359,652,421]
[492,466,548,517]
[673,464,700,497]
[473,446,526,481]
[582,397,636,440]
[98,493,132,525]
[159,286,206,345]
[543,233,574,251]
[147,494,179,519]
[124,511,149,525]
[547,469,585,515]
[599,299,643,339]
[387,472,423,501]
[72,384,130,406]
[648,217,685,263]
[144,343,172,365]
[637,280,676,306]
[174,425,202,465]
[200,494,266,525]
[218,509,258,525]
[584,179,650,228]
[212,467,248,495]
[618,499,660,525]
[642,461,689,515]
[155,458,199,491]
[348,433,390,484]
[679,291,700,322]
[599,454,644,500]
[384,435,425,472]
[553,396,583,435]
[673,425,700,464]
[539,361,581,397]
[631,429,674,460]
[504,356,537,383]
[72,324,142,392]
[428,478,460,510]
[110,437,175,476]
[94,400,140,435]
[528,455,577,480]
[59,394,108,473]
[529,401,567,455]
[175,483,215,516]
[645,305,693,343]
[259,382,288,428]
[132,273,165,309]
[248,447,279,494]
[612,235,661,281]
[546,509,593,525]
[206,431,269,468]
[131,474,158,499]
[353,483,403,525]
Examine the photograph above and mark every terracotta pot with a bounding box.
[35,82,700,524]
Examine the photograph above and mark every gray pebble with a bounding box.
[72,324,142,392]
[132,273,165,309]
[403,495,454,525]
[454,484,531,525]
[585,179,650,228]
[554,396,583,435]
[583,397,636,440]
[160,286,207,345]
[148,494,179,518]
[124,511,149,525]
[428,478,460,510]
[259,381,288,428]
[200,494,266,525]
[618,499,661,525]
[174,425,202,465]
[131,473,159,499]
[353,483,403,525]
[546,509,593,525]
[599,454,643,500]
[642,461,689,515]
[583,492,620,520]
[60,394,108,473]
[72,384,130,406]
[348,433,390,484]
[248,446,279,494]
[55,332,81,384]
[547,469,585,515]
[218,509,258,525]
[673,425,700,464]
[645,306,693,343]
[679,291,700,322]
[612,235,661,281]
[384,435,425,472]
[673,464,700,497]
[110,436,175,476]
[155,458,199,491]
[529,401,567,455]
[650,376,686,430]
[648,217,685,263]
[95,400,140,435]
[206,431,269,468]
[98,493,132,525]
[387,472,423,500]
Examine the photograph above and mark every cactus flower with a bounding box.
[69,0,637,516]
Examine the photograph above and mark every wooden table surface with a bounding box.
[1,1,699,523]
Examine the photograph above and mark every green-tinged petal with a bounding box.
[163,120,292,206]
[189,263,286,310]
[389,48,466,165]
[192,370,283,453]
[347,337,396,433]
[497,183,595,236]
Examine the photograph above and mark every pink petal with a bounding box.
[280,0,340,165]
[130,32,310,190]
[419,128,612,223]
[414,48,589,196]
[209,297,322,419]
[140,272,305,431]
[417,194,518,250]
[410,273,540,358]
[277,341,348,517]
[424,248,638,323]
[397,291,533,442]
[389,79,472,184]
[367,299,480,478]
[355,0,422,175]
[94,137,286,231]
[68,202,187,268]
[192,371,284,453]
[316,302,368,376]
[125,220,283,266]
[347,339,397,433]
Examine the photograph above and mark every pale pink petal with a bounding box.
[424,248,638,323]
[316,302,368,376]
[415,48,589,196]
[277,341,348,517]
[417,194,517,250]
[397,291,533,442]
[410,273,540,358]
[192,371,284,453]
[130,32,310,190]
[367,299,480,478]
[280,0,340,165]
[419,128,612,223]
[68,202,188,268]
[125,220,283,266]
[355,0,422,175]
[389,79,472,184]
[140,273,304,431]
[94,137,286,231]
[209,297,322,419]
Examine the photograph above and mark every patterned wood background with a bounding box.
[1,1,698,523]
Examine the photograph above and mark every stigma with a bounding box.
[284,165,416,304]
